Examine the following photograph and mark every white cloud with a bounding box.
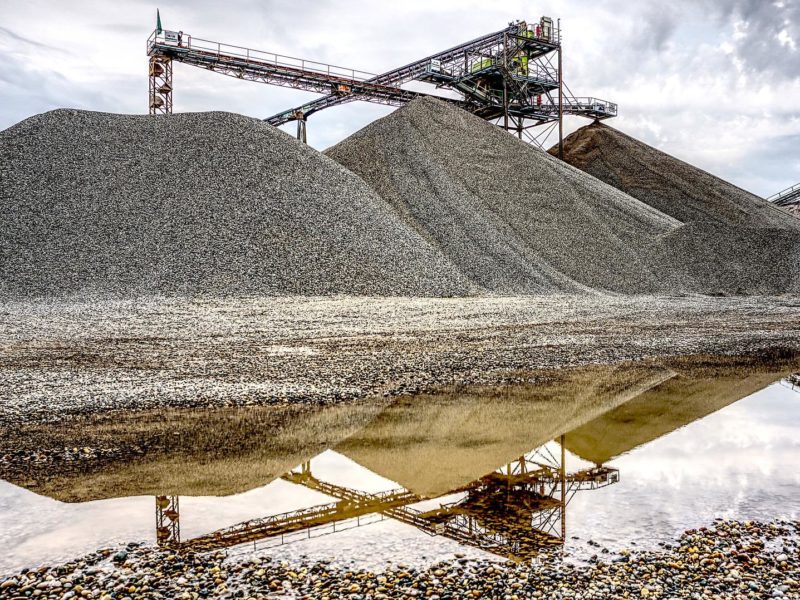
[0,0,798,196]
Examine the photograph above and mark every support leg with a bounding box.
[557,47,564,160]
[296,118,307,144]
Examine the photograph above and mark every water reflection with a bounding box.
[1,356,798,573]
[154,443,619,562]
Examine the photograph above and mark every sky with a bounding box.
[1,0,798,197]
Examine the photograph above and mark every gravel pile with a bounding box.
[553,121,800,294]
[778,200,800,219]
[0,109,472,298]
[327,97,684,295]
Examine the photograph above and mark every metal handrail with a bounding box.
[768,182,800,204]
[148,29,377,83]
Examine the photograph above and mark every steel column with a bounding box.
[296,118,307,144]
[557,46,563,159]
[560,434,566,538]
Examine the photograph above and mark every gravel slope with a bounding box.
[327,97,683,295]
[0,110,472,298]
[553,121,800,294]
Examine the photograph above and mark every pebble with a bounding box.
[0,519,797,599]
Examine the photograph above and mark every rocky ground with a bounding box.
[0,520,797,599]
[2,294,800,426]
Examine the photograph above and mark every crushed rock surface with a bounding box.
[1,294,799,425]
[0,519,797,598]
[0,109,472,299]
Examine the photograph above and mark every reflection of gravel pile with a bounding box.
[0,110,471,298]
[327,97,682,295]
[553,122,800,294]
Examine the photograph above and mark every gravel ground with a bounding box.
[1,519,797,598]
[1,294,799,426]
[0,110,471,299]
[553,122,800,295]
[327,97,681,295]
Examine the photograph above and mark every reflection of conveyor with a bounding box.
[158,439,618,561]
[151,359,796,558]
[781,374,800,393]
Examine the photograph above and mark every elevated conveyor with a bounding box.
[769,183,800,207]
[147,14,617,151]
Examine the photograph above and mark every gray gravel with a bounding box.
[2,294,798,425]
[555,121,800,295]
[327,97,684,295]
[1,520,798,599]
[0,109,472,299]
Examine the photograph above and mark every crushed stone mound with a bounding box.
[0,109,473,299]
[780,202,800,219]
[551,121,796,228]
[551,121,800,295]
[327,97,684,295]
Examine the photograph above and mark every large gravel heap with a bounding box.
[552,122,800,294]
[327,97,684,294]
[0,109,472,298]
[3,104,797,299]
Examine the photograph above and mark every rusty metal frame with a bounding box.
[146,19,616,150]
[148,56,172,116]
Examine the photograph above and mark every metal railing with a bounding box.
[768,182,800,205]
[566,96,618,115]
[147,29,376,83]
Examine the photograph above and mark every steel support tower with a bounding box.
[155,495,180,546]
[146,15,616,149]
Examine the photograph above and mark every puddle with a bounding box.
[1,356,799,575]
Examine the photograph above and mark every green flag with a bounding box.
[156,9,163,34]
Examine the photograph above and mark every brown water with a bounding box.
[1,358,799,575]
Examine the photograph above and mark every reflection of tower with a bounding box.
[155,495,180,546]
[424,435,618,557]
[156,438,618,561]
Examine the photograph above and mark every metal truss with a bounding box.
[146,31,468,114]
[155,495,180,546]
[181,476,418,551]
[146,17,616,151]
[160,438,619,561]
[148,56,172,115]
[264,23,524,125]
[768,183,800,207]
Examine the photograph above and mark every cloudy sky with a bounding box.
[1,0,798,196]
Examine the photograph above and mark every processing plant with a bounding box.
[146,12,616,154]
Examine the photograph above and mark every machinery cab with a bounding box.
[540,17,554,42]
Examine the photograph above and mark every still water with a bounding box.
[1,357,799,575]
